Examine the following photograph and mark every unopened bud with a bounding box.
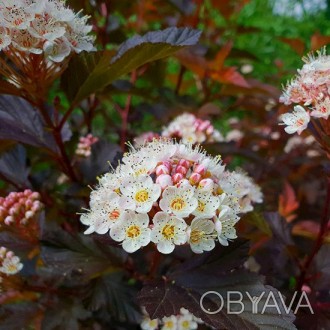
[172,173,184,184]
[198,178,214,191]
[189,172,201,185]
[156,174,173,189]
[178,159,190,168]
[194,164,206,175]
[156,164,170,176]
[175,165,187,176]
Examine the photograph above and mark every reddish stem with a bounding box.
[296,177,330,291]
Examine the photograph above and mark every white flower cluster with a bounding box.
[279,48,330,134]
[0,0,95,62]
[162,113,224,144]
[0,247,23,276]
[141,308,203,330]
[80,139,263,254]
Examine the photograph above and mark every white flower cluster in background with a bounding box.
[80,139,263,254]
[141,308,203,330]
[75,133,99,158]
[0,0,95,62]
[162,113,224,144]
[279,47,330,134]
[0,247,23,276]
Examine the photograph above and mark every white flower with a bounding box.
[0,247,23,275]
[280,105,310,135]
[177,313,198,330]
[192,190,219,217]
[200,155,225,178]
[81,192,122,234]
[151,212,187,254]
[119,175,161,213]
[215,210,239,246]
[141,317,158,330]
[0,27,11,50]
[187,217,215,254]
[311,97,330,119]
[43,39,71,63]
[110,211,151,253]
[161,315,178,330]
[159,184,197,218]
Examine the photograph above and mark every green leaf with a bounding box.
[63,27,201,104]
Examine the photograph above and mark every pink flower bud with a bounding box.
[199,120,211,131]
[189,172,201,185]
[25,210,34,219]
[172,173,184,184]
[194,164,206,175]
[162,161,172,171]
[31,192,40,200]
[178,159,190,168]
[175,165,187,175]
[24,189,32,196]
[206,125,214,135]
[156,174,173,189]
[25,200,33,208]
[156,164,170,176]
[198,178,214,191]
[4,216,14,225]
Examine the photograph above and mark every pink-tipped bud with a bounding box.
[199,120,211,131]
[25,200,33,208]
[189,172,202,185]
[198,178,214,192]
[156,164,170,176]
[24,189,32,196]
[178,159,190,168]
[156,174,173,189]
[162,161,172,171]
[4,216,14,225]
[32,201,41,212]
[175,165,187,176]
[194,164,206,175]
[31,192,40,200]
[206,125,214,135]
[172,173,184,184]
[25,210,34,219]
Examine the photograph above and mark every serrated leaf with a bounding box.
[41,230,126,281]
[41,298,91,330]
[138,241,296,330]
[0,95,58,152]
[0,144,31,188]
[64,27,201,104]
[85,272,141,324]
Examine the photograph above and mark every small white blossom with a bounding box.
[161,315,177,330]
[110,211,151,253]
[215,210,239,246]
[280,105,310,134]
[310,96,330,119]
[141,317,158,330]
[192,190,219,217]
[0,247,23,275]
[187,218,215,254]
[119,175,161,213]
[159,184,197,218]
[151,212,187,254]
[177,313,198,330]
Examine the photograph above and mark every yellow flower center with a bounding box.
[165,321,174,328]
[108,209,120,221]
[182,320,190,329]
[190,229,205,244]
[197,200,206,212]
[170,197,186,211]
[126,225,141,238]
[162,224,175,239]
[135,189,149,203]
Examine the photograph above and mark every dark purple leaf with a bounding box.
[0,144,31,188]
